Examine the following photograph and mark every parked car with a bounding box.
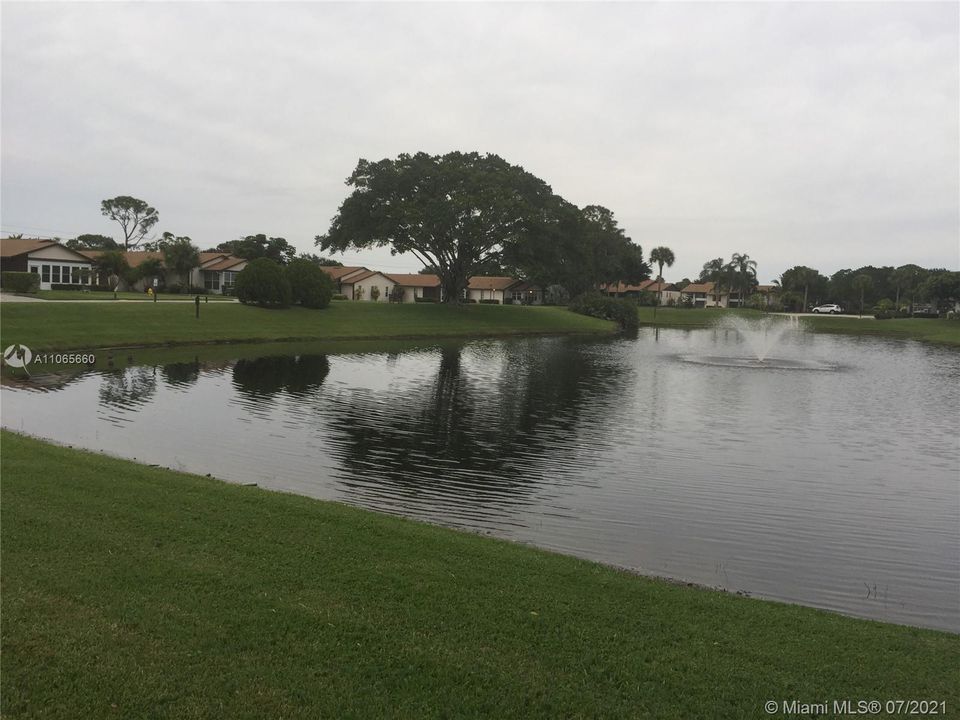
[810,304,843,314]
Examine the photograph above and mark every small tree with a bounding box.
[235,258,292,308]
[285,258,334,309]
[136,257,165,290]
[93,251,131,294]
[370,286,381,302]
[101,196,159,250]
[162,235,200,290]
[649,246,675,318]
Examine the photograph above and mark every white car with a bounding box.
[811,304,843,314]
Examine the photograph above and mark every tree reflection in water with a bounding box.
[323,339,632,507]
[232,355,331,398]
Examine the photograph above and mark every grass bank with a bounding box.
[801,315,960,346]
[2,431,956,719]
[635,307,960,346]
[0,301,614,351]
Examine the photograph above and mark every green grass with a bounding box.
[0,301,614,351]
[635,307,960,346]
[2,431,956,719]
[21,290,236,301]
[802,315,960,345]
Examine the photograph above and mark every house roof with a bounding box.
[509,280,541,292]
[386,273,441,288]
[340,269,393,283]
[682,282,716,293]
[80,250,165,269]
[644,281,678,293]
[203,256,247,271]
[0,238,58,258]
[321,265,369,281]
[756,284,778,293]
[467,276,518,291]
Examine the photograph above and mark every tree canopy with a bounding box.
[100,196,159,250]
[161,235,200,288]
[318,152,585,303]
[213,235,297,265]
[66,234,119,251]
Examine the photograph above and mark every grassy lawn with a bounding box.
[0,301,614,351]
[19,290,236,301]
[636,307,960,346]
[2,432,956,719]
[802,315,960,346]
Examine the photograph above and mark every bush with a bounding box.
[285,259,334,309]
[332,294,348,301]
[414,296,437,303]
[569,292,639,331]
[235,258,292,308]
[479,299,500,304]
[2,272,41,293]
[873,298,895,320]
[165,282,184,294]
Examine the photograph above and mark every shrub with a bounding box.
[332,294,348,301]
[388,286,406,303]
[479,299,500,304]
[285,259,334,309]
[165,282,184,294]
[235,258,292,308]
[414,296,437,303]
[873,298,895,320]
[1,272,40,293]
[369,286,381,302]
[569,292,639,331]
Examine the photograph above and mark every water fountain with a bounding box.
[678,315,834,370]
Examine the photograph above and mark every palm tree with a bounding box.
[701,258,726,307]
[729,252,758,309]
[649,246,675,318]
[852,273,873,318]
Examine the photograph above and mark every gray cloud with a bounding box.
[2,2,957,281]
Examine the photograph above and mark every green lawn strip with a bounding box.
[801,316,960,346]
[0,302,614,352]
[635,307,960,346]
[19,291,236,302]
[2,431,957,719]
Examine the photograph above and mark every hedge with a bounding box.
[1,272,40,293]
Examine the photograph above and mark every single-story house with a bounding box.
[1,238,95,290]
[602,279,681,304]
[320,266,396,301]
[386,273,443,303]
[79,250,247,294]
[466,276,517,303]
[198,253,248,294]
[505,280,543,305]
[681,282,744,308]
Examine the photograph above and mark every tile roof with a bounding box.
[682,282,716,293]
[202,256,247,271]
[321,265,369,281]
[0,238,58,258]
[386,273,441,288]
[467,276,518,291]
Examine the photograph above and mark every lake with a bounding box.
[2,326,957,632]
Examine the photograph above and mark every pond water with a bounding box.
[2,327,958,632]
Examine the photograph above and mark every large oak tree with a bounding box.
[316,152,558,303]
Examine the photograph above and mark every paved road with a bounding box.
[0,293,237,304]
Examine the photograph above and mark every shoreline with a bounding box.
[3,430,957,717]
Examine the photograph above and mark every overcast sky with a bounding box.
[2,2,957,282]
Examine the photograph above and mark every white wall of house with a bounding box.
[467,288,506,303]
[27,255,93,290]
[349,273,395,301]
